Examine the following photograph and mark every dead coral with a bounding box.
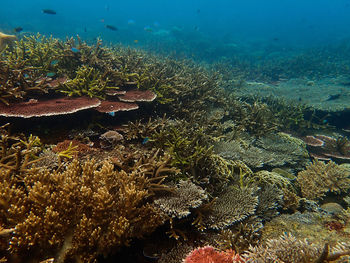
[243,233,350,263]
[0,159,166,262]
[154,180,208,219]
[297,159,350,201]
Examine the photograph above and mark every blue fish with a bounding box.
[50,59,59,65]
[46,72,56,77]
[142,137,149,144]
[71,47,80,53]
[108,112,115,117]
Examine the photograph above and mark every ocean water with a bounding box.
[2,0,350,58]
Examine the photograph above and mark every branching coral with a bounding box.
[297,159,350,200]
[57,65,112,99]
[0,158,166,262]
[243,233,350,263]
[0,123,42,176]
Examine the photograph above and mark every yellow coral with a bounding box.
[0,159,165,262]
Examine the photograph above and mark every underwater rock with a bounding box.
[99,130,124,148]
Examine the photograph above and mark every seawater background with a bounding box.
[1,0,350,62]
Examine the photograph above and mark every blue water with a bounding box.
[1,0,350,59]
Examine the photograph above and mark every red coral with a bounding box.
[183,246,244,263]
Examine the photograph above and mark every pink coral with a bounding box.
[183,246,244,263]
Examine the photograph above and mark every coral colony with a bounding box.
[1,33,350,263]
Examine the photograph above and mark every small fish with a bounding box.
[105,25,118,31]
[142,137,149,144]
[42,9,57,15]
[14,27,23,33]
[46,72,56,77]
[144,26,153,32]
[108,112,115,117]
[326,94,341,101]
[71,47,80,53]
[133,39,139,44]
[100,19,105,23]
[50,59,59,65]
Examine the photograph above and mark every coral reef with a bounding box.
[183,246,243,263]
[0,97,101,118]
[214,132,309,170]
[154,180,208,219]
[0,32,16,51]
[201,186,259,230]
[0,158,166,262]
[244,233,350,263]
[303,134,350,162]
[297,159,350,200]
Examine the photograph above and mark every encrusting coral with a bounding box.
[0,158,166,262]
[297,159,350,200]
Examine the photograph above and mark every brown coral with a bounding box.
[0,159,165,262]
[297,159,350,200]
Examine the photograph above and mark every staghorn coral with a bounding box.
[201,186,259,230]
[154,180,208,219]
[57,65,111,99]
[0,158,166,262]
[297,159,350,200]
[0,123,42,176]
[243,233,350,263]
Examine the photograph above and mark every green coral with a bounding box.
[57,65,112,99]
